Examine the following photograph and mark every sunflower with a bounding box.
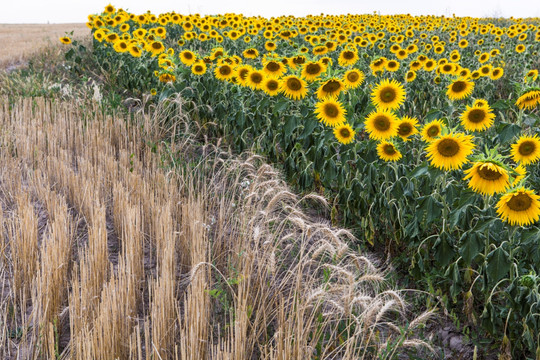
[334,123,356,144]
[338,49,359,67]
[396,116,419,141]
[129,45,142,58]
[463,161,509,195]
[371,78,406,110]
[314,98,347,127]
[473,99,489,108]
[342,69,365,89]
[490,67,504,80]
[496,187,540,226]
[421,120,444,142]
[316,78,346,99]
[460,104,495,131]
[377,141,402,161]
[60,36,72,45]
[385,60,400,72]
[265,41,277,52]
[426,132,475,170]
[405,70,417,82]
[479,64,492,77]
[263,60,286,77]
[424,59,437,71]
[301,61,327,82]
[179,50,196,66]
[446,78,474,101]
[243,48,259,59]
[191,62,207,75]
[515,44,526,53]
[439,63,456,75]
[524,69,539,82]
[246,69,266,90]
[364,109,399,140]
[148,41,165,56]
[370,57,387,74]
[515,89,540,110]
[235,65,252,86]
[280,75,308,100]
[214,64,235,81]
[512,164,526,186]
[159,73,176,83]
[511,135,540,164]
[262,78,280,96]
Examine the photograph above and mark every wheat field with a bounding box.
[0,94,433,359]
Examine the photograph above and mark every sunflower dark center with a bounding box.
[247,49,256,55]
[519,141,536,156]
[407,72,414,79]
[343,51,354,59]
[267,80,279,91]
[380,87,396,103]
[250,72,263,83]
[152,42,162,49]
[347,72,359,82]
[481,67,490,74]
[468,109,486,123]
[437,138,460,157]
[266,61,280,72]
[219,66,232,76]
[287,78,302,91]
[388,61,398,69]
[443,65,453,72]
[451,81,467,93]
[398,123,412,136]
[340,127,351,138]
[493,70,501,76]
[293,56,305,64]
[322,80,341,93]
[374,116,391,131]
[506,193,533,211]
[477,165,503,180]
[195,65,203,72]
[324,104,339,118]
[184,52,193,59]
[306,63,322,74]
[383,144,396,155]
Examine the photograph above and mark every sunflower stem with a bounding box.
[509,226,518,282]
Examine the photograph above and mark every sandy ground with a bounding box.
[0,23,89,68]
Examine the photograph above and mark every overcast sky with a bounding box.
[1,0,539,24]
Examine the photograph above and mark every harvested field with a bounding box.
[0,24,89,68]
[0,96,431,359]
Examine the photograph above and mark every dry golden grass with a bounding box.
[0,94,435,359]
[0,24,89,68]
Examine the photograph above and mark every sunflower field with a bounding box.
[63,5,540,357]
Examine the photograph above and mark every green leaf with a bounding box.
[459,232,482,265]
[496,123,522,143]
[416,195,443,225]
[434,233,454,267]
[491,100,510,110]
[486,246,511,283]
[284,117,296,139]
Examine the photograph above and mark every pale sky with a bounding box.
[1,0,539,23]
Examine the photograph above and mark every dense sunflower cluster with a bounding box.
[70,5,540,226]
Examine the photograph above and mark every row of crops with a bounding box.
[62,5,540,356]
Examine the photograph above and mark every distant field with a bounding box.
[0,23,89,68]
